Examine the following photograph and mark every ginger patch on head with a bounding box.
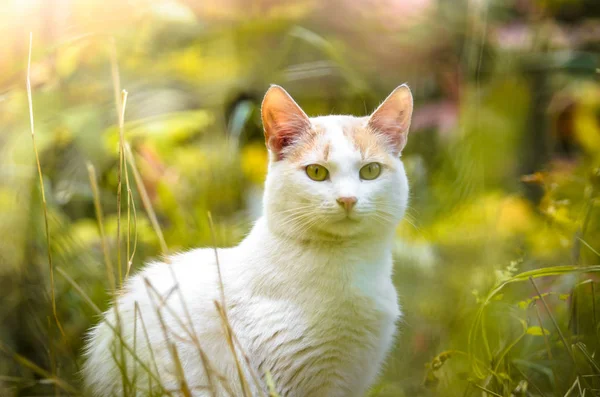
[340,119,396,168]
[284,124,327,163]
[345,124,385,159]
[322,141,331,161]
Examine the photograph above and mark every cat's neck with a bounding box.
[241,216,395,276]
[234,217,395,302]
[264,215,394,248]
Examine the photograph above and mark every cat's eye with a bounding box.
[359,163,382,180]
[306,164,329,181]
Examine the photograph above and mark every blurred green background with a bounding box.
[1,0,600,395]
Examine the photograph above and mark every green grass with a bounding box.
[1,3,600,395]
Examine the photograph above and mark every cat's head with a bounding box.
[261,85,412,241]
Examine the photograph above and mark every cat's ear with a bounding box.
[261,85,311,159]
[368,84,413,155]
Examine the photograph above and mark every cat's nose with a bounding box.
[336,196,357,212]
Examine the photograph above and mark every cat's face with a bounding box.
[261,85,412,240]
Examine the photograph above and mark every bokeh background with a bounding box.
[1,0,600,396]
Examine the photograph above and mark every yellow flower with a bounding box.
[241,143,268,185]
[573,83,600,156]
[496,196,536,236]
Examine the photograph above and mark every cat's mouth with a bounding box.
[337,213,361,223]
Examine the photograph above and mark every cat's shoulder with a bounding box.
[122,247,235,298]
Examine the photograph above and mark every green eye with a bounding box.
[306,164,329,181]
[359,162,382,180]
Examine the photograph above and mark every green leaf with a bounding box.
[526,326,550,336]
[104,110,214,154]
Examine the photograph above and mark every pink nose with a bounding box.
[336,196,357,212]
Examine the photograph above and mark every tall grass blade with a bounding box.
[109,38,125,286]
[0,341,78,395]
[87,163,117,292]
[469,265,600,378]
[26,32,65,339]
[56,267,173,396]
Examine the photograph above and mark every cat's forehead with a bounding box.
[308,115,387,162]
[311,115,366,136]
[282,115,393,164]
[309,116,361,161]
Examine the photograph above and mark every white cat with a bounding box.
[83,84,413,397]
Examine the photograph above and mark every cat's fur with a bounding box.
[83,84,413,397]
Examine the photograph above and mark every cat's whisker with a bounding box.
[401,217,420,231]
[282,212,326,239]
[277,205,319,214]
[277,212,314,230]
[374,204,420,231]
[285,216,318,237]
[371,213,394,226]
[405,204,420,216]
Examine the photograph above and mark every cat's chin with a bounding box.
[267,212,396,242]
[307,217,389,242]
[334,214,361,224]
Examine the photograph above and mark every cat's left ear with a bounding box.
[368,84,413,155]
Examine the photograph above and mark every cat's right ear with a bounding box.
[261,85,311,159]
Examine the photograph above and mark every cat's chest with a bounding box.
[234,276,398,397]
[227,242,399,396]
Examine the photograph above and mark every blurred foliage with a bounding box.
[1,0,600,396]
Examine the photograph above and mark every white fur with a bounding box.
[83,115,408,397]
